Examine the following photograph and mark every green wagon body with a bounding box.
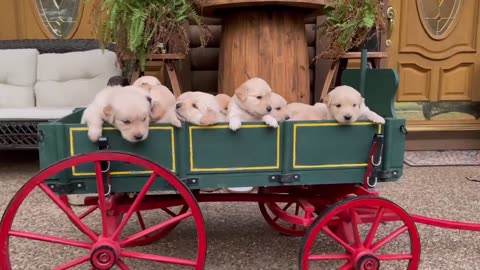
[38,109,405,194]
[38,66,405,194]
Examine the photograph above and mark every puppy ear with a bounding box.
[234,85,248,101]
[323,93,331,107]
[103,104,114,123]
[150,102,165,122]
[200,109,217,126]
[360,97,365,108]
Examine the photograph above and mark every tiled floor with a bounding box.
[404,150,480,167]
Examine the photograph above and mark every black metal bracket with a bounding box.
[48,182,86,194]
[183,178,199,186]
[269,174,301,184]
[373,170,400,180]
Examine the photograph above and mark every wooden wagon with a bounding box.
[2,53,480,270]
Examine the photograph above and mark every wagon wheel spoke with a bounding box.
[120,211,192,247]
[349,208,361,248]
[272,201,293,223]
[9,230,92,249]
[112,173,158,241]
[363,206,385,248]
[376,254,413,260]
[292,204,300,231]
[371,225,408,252]
[308,254,350,261]
[78,205,98,220]
[136,211,147,230]
[94,161,109,237]
[54,254,90,270]
[38,183,97,241]
[116,259,131,270]
[120,250,197,267]
[321,226,355,254]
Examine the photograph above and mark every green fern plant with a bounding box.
[317,0,385,59]
[92,0,211,70]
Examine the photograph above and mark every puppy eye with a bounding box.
[336,104,341,108]
[143,117,147,122]
[353,104,357,107]
[123,120,131,125]
[192,103,198,109]
[257,96,262,99]
[276,107,281,111]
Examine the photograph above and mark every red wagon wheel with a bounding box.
[0,152,207,270]
[258,187,319,237]
[299,196,420,270]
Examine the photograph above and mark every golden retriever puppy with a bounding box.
[227,77,278,131]
[175,91,226,125]
[324,85,385,124]
[268,92,291,121]
[288,102,328,121]
[81,86,151,143]
[132,76,181,127]
[132,75,161,89]
[215,93,231,118]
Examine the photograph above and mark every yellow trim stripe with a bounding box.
[292,122,382,169]
[69,126,176,176]
[189,124,280,172]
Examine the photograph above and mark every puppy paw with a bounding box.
[171,118,182,128]
[369,115,385,124]
[229,119,242,131]
[87,128,102,142]
[263,115,278,128]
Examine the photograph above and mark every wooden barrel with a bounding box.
[218,7,310,103]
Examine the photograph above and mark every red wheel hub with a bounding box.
[90,245,117,269]
[356,254,380,270]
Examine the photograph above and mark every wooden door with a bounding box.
[0,0,98,40]
[386,0,480,129]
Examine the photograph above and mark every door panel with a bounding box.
[388,0,480,102]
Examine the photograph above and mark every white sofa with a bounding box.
[0,48,121,121]
[0,44,122,149]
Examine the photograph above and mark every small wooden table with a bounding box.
[199,0,328,103]
[127,53,186,97]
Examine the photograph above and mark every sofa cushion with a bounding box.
[0,107,75,120]
[0,49,38,108]
[35,49,122,108]
[0,85,35,108]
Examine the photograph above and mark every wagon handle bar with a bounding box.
[410,214,480,232]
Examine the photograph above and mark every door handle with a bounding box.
[386,6,395,38]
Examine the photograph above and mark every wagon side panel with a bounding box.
[283,121,382,185]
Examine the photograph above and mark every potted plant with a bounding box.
[317,0,386,60]
[92,0,211,71]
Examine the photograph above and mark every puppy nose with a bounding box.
[176,103,182,109]
[285,115,290,120]
[266,106,272,112]
[344,115,352,121]
[134,134,144,141]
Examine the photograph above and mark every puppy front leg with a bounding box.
[262,114,278,128]
[229,116,242,131]
[86,118,104,142]
[363,110,385,124]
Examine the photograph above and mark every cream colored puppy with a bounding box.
[324,85,385,124]
[176,91,226,125]
[288,102,328,121]
[228,77,278,131]
[268,92,291,121]
[81,86,151,142]
[215,93,231,118]
[132,76,181,127]
[132,75,161,89]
